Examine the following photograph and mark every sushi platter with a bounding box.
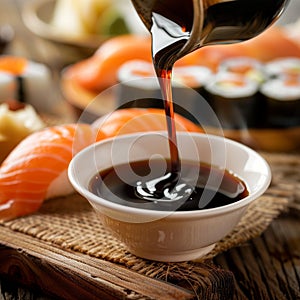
[61,24,300,152]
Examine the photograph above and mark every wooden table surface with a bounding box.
[0,1,300,299]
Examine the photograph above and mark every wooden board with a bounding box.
[215,213,300,300]
[0,226,235,300]
[1,210,299,300]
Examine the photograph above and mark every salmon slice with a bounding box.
[190,26,300,71]
[0,109,202,220]
[92,108,203,141]
[243,26,300,62]
[0,124,95,220]
[63,34,152,93]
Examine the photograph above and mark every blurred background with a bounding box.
[1,0,299,67]
[0,0,300,152]
[0,0,146,67]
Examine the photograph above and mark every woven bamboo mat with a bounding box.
[0,152,298,290]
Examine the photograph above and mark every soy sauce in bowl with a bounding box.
[89,159,249,212]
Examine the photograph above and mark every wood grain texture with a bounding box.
[1,211,299,300]
[214,214,300,300]
[0,227,235,300]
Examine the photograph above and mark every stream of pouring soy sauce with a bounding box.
[100,0,287,207]
[133,0,195,201]
[90,1,253,208]
[134,0,289,175]
[150,0,194,174]
[89,1,289,209]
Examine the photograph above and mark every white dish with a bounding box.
[68,132,271,262]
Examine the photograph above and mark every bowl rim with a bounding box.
[21,0,106,48]
[68,132,272,219]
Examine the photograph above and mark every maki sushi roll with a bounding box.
[172,65,213,121]
[116,59,212,121]
[205,72,261,129]
[0,56,54,113]
[218,56,267,83]
[264,57,300,79]
[116,59,161,108]
[260,75,300,128]
[173,65,213,93]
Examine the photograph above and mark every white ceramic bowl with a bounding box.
[68,132,271,262]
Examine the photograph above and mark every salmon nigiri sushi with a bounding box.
[0,123,95,220]
[0,108,202,220]
[92,108,203,141]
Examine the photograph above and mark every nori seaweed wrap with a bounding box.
[260,75,300,128]
[205,72,261,129]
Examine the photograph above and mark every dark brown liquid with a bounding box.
[145,0,288,179]
[150,0,194,174]
[89,159,249,211]
[120,0,288,207]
